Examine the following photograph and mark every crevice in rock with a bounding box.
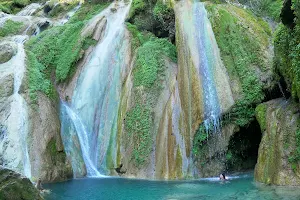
[264,74,290,102]
[225,119,262,172]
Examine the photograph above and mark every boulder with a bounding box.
[0,167,43,200]
[0,43,17,64]
[255,98,300,185]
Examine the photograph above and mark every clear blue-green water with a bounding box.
[44,174,300,200]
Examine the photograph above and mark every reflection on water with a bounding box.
[44,173,300,200]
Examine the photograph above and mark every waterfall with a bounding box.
[61,102,103,177]
[0,36,32,178]
[12,36,31,178]
[61,1,130,177]
[17,3,41,16]
[193,3,221,133]
[176,1,233,134]
[60,4,81,25]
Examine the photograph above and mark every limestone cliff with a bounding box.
[255,99,300,185]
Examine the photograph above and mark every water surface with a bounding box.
[45,174,300,200]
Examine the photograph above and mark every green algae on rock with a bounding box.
[0,167,43,200]
[255,99,300,185]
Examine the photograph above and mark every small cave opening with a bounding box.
[264,75,290,102]
[225,119,262,172]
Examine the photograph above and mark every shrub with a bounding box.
[0,20,23,37]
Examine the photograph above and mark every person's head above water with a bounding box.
[219,173,226,180]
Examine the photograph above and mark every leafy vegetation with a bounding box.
[192,123,209,159]
[26,2,109,101]
[128,0,175,42]
[134,38,177,88]
[0,20,24,37]
[125,26,177,167]
[274,25,300,101]
[274,0,300,171]
[0,0,35,14]
[128,0,146,20]
[153,1,175,41]
[125,104,152,166]
[238,0,283,21]
[288,129,300,171]
[125,22,147,50]
[67,2,109,23]
[206,4,270,127]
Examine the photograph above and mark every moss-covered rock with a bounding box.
[274,0,300,101]
[0,19,24,37]
[0,167,43,200]
[255,98,300,185]
[255,103,267,131]
[0,42,17,64]
[128,0,175,42]
[191,2,274,177]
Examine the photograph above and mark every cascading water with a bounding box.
[175,0,234,177]
[61,2,131,177]
[0,3,57,179]
[177,1,231,133]
[12,36,32,178]
[193,3,221,133]
[60,4,81,24]
[61,102,102,177]
[0,36,32,178]
[17,3,41,16]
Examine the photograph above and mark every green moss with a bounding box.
[255,103,267,131]
[206,4,269,127]
[26,22,84,99]
[13,0,29,7]
[124,29,177,167]
[128,0,146,20]
[0,19,23,37]
[82,37,97,50]
[26,51,53,101]
[175,147,183,178]
[274,0,300,101]
[47,138,57,157]
[68,2,109,24]
[125,104,152,167]
[126,22,146,50]
[26,2,109,101]
[288,129,300,171]
[0,0,34,14]
[0,3,12,13]
[153,1,175,40]
[192,123,210,162]
[238,0,283,21]
[46,138,67,166]
[134,38,177,88]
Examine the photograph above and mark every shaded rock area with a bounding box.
[280,0,296,29]
[255,98,300,185]
[0,167,43,200]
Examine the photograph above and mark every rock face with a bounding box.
[255,98,300,185]
[24,91,73,183]
[0,42,17,64]
[0,167,43,200]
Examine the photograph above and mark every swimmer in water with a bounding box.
[219,173,226,180]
